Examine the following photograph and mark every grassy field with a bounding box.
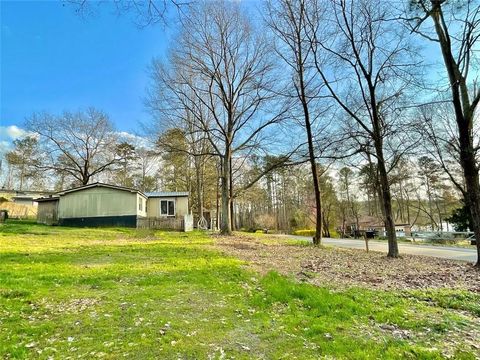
[1,221,479,359]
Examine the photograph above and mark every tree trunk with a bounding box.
[376,149,399,257]
[220,155,232,235]
[406,190,411,226]
[430,6,480,266]
[298,40,322,245]
[399,180,405,223]
[459,132,480,267]
[426,181,435,230]
[266,175,273,214]
[310,160,323,246]
[322,212,331,237]
[369,193,373,216]
[19,163,25,191]
[369,76,398,257]
[229,160,235,231]
[367,153,379,217]
[82,174,89,185]
[282,174,287,231]
[216,162,220,231]
[195,159,204,226]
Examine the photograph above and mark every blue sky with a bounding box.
[0,0,446,157]
[1,0,172,138]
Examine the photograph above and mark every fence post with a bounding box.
[184,214,193,232]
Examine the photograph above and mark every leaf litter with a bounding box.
[214,234,480,358]
[214,234,479,292]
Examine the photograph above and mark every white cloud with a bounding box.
[0,140,10,152]
[0,125,26,140]
[0,125,33,157]
[116,131,151,148]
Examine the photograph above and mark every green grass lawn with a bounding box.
[1,221,478,359]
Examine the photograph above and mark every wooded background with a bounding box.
[2,0,479,264]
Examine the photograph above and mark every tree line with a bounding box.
[2,0,479,266]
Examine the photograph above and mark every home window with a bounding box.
[139,198,143,211]
[160,200,175,217]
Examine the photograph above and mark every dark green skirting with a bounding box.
[59,215,138,227]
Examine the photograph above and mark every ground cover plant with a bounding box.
[1,221,479,359]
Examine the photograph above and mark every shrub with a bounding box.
[329,229,339,238]
[292,229,316,237]
[255,213,276,231]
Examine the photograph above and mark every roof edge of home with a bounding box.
[57,182,147,198]
[34,196,60,202]
[146,192,189,198]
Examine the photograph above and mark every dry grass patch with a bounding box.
[214,233,480,293]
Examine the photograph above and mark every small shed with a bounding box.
[35,196,59,225]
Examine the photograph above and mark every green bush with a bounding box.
[329,229,339,238]
[292,229,316,237]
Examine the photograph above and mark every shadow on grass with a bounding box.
[0,242,246,293]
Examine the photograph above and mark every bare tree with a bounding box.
[265,0,330,245]
[68,0,186,27]
[148,1,287,235]
[406,0,480,266]
[306,0,419,257]
[25,108,123,186]
[149,62,218,226]
[338,167,360,236]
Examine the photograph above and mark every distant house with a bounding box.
[344,215,411,237]
[12,195,37,206]
[35,183,191,230]
[1,194,39,219]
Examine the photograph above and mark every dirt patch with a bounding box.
[214,234,480,293]
[41,297,100,314]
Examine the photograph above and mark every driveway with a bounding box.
[276,235,478,263]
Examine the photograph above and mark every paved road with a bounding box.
[276,235,477,263]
